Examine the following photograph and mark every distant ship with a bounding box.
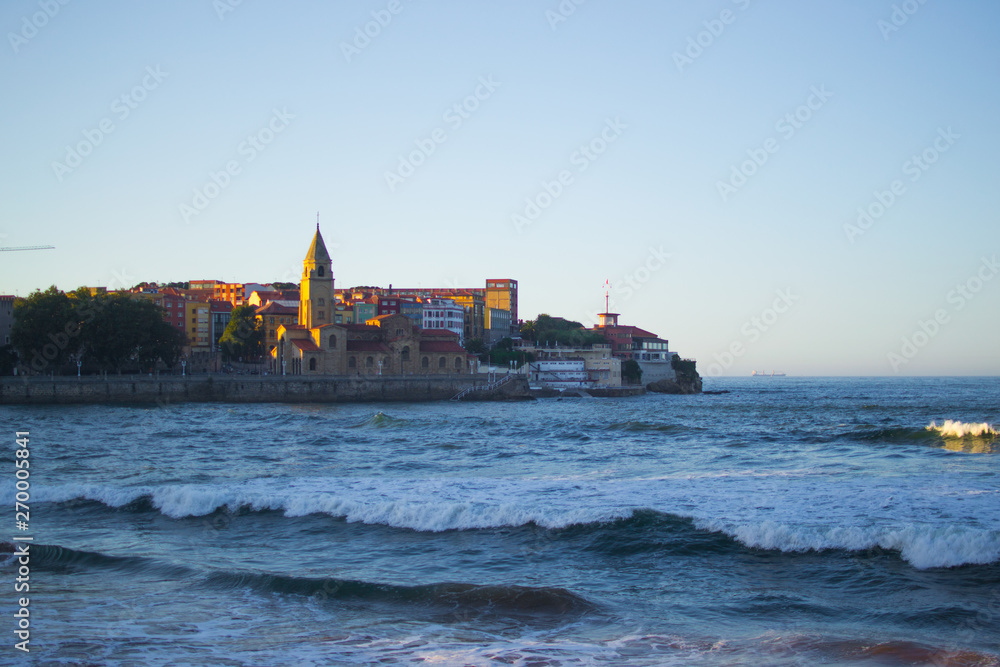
[751,370,786,377]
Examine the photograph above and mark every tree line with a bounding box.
[5,287,186,375]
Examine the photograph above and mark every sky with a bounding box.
[1,0,998,376]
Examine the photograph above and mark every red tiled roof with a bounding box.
[420,330,460,339]
[419,340,468,354]
[345,324,380,333]
[597,325,660,339]
[291,339,320,352]
[346,341,391,352]
[256,302,297,315]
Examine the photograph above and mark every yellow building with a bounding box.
[185,300,211,353]
[484,279,517,333]
[273,227,471,376]
[256,301,298,354]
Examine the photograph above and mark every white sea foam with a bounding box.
[11,472,1000,569]
[927,419,998,438]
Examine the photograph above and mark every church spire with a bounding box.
[304,224,330,263]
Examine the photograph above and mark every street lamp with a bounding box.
[378,359,383,376]
[181,358,186,376]
[76,357,81,378]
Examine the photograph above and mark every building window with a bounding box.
[318,265,325,277]
[422,356,429,369]
[454,357,462,369]
[366,356,374,368]
[349,356,356,368]
[319,298,325,306]
[328,334,337,348]
[318,311,324,319]
[309,358,317,371]
[401,346,410,361]
[438,357,446,369]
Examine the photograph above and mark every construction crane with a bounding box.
[0,245,55,252]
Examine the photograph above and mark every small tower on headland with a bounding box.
[299,221,333,329]
[597,312,619,328]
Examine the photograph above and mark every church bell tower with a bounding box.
[299,221,334,329]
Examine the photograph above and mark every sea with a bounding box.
[2,376,999,666]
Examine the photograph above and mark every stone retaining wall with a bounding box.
[0,375,532,405]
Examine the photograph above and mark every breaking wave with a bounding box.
[17,475,1000,570]
[927,420,998,439]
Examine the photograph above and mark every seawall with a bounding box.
[0,374,532,406]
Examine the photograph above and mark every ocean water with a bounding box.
[2,376,999,666]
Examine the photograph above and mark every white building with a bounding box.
[528,359,591,389]
[519,342,622,388]
[485,307,512,346]
[422,298,465,342]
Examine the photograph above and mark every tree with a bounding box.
[136,317,186,370]
[0,345,17,375]
[11,286,81,374]
[622,359,643,385]
[487,337,534,367]
[220,305,264,361]
[520,314,606,347]
[464,338,486,355]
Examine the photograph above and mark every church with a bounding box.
[272,226,473,376]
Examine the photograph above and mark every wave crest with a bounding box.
[927,420,998,439]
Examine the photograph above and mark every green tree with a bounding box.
[464,338,486,355]
[520,314,606,347]
[136,316,186,370]
[220,305,264,361]
[0,345,17,376]
[79,293,179,373]
[11,286,81,374]
[622,359,643,385]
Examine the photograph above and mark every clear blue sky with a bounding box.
[1,1,998,376]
